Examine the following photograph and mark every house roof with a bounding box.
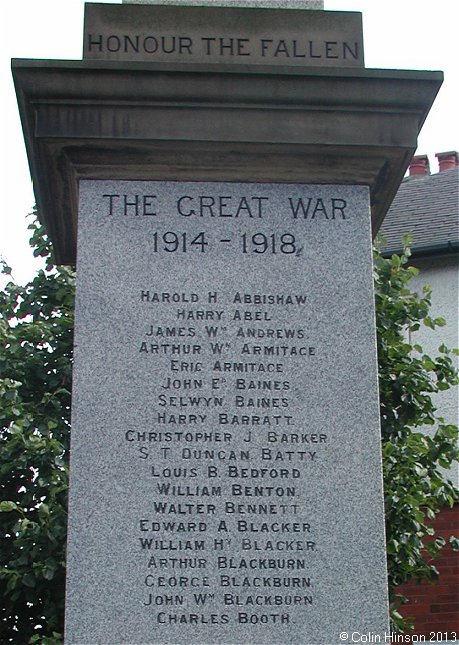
[379,166,459,257]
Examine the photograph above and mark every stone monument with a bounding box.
[13,2,443,643]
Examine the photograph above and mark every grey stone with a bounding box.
[84,3,362,65]
[65,179,389,644]
[122,0,324,7]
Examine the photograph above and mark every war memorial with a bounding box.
[13,1,443,642]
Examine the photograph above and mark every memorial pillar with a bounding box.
[13,3,442,643]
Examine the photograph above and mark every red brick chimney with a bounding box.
[409,154,430,177]
[435,150,459,172]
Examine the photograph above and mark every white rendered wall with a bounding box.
[410,255,458,485]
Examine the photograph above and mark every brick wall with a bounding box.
[396,504,458,638]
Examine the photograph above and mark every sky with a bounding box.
[1,0,458,285]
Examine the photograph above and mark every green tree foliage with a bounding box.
[0,219,74,644]
[374,237,458,630]
[0,223,457,642]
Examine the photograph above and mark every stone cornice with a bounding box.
[13,59,442,264]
